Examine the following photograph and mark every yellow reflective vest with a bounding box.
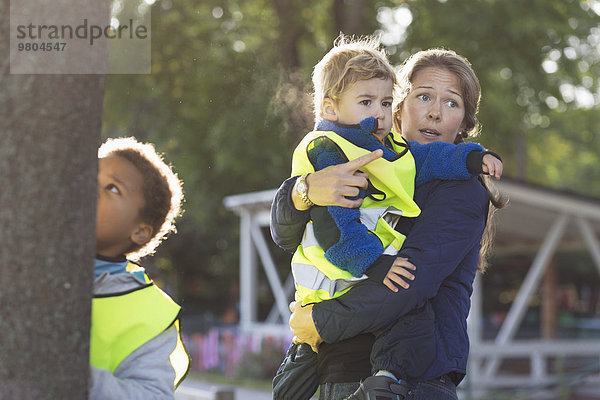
[291,130,421,305]
[90,264,190,388]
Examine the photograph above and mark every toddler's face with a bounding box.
[324,78,393,140]
[96,155,146,258]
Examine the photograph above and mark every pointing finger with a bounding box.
[344,150,383,172]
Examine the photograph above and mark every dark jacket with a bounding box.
[270,176,489,383]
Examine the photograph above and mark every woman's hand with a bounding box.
[289,301,323,353]
[291,149,383,210]
[382,257,416,292]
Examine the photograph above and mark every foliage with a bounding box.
[527,107,600,195]
[387,0,600,187]
[102,0,600,316]
[103,0,394,313]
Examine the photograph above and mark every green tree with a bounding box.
[386,0,600,188]
[102,0,393,317]
[102,0,600,320]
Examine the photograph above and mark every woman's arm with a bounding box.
[269,176,310,252]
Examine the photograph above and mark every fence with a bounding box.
[180,327,600,399]
[462,340,600,399]
[183,326,293,379]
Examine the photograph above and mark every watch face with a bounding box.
[296,180,307,194]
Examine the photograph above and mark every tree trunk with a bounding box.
[0,0,108,398]
[333,0,368,35]
[273,0,301,70]
[333,0,345,33]
[332,0,370,36]
[541,261,557,340]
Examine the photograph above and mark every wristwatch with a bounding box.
[295,174,314,207]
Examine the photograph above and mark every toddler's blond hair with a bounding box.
[312,34,396,123]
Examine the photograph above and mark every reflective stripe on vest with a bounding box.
[290,130,421,305]
[292,262,368,298]
[300,207,404,253]
[90,280,190,387]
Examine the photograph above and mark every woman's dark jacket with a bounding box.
[270,175,489,384]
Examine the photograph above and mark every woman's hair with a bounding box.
[478,175,508,272]
[98,137,184,260]
[393,48,507,272]
[312,34,396,123]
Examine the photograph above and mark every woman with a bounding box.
[271,48,506,400]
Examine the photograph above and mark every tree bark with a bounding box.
[0,0,108,398]
[273,0,301,70]
[541,260,557,340]
[333,0,368,35]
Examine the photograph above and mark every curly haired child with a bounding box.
[90,137,189,399]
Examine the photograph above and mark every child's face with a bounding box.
[323,78,393,140]
[96,155,150,258]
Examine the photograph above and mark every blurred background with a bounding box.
[102,0,600,398]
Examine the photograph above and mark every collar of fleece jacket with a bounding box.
[315,117,399,161]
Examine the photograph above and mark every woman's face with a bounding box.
[397,67,466,144]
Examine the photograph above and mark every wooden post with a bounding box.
[541,260,557,340]
[0,0,108,398]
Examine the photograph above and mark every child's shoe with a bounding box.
[344,375,408,400]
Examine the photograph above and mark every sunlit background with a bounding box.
[102,1,600,398]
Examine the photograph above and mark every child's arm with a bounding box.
[89,326,179,399]
[409,141,502,186]
[305,137,384,277]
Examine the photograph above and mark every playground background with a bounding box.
[101,1,600,398]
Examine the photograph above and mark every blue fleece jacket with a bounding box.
[307,118,484,277]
